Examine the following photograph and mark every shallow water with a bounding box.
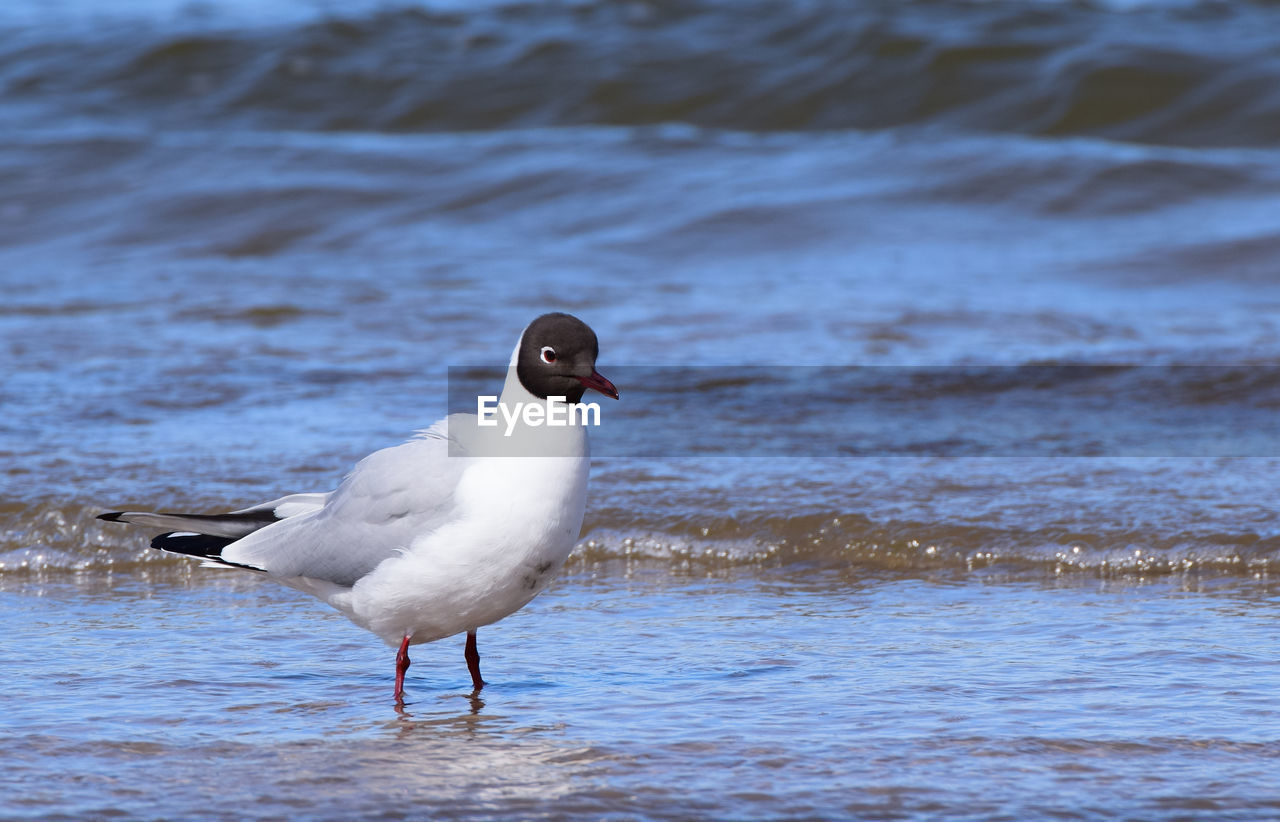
[4,0,1280,817]
[6,569,1280,820]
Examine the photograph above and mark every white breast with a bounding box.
[344,374,593,646]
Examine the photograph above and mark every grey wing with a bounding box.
[221,418,474,586]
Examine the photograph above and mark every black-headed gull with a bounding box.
[100,312,618,700]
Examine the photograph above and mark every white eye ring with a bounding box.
[540,346,557,364]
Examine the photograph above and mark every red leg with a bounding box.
[464,630,485,691]
[394,634,411,700]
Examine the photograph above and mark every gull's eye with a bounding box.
[540,346,557,364]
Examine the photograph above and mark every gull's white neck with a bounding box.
[472,342,590,458]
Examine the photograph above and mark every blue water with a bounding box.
[4,0,1280,817]
[5,570,1280,819]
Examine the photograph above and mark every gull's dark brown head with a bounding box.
[516,313,618,403]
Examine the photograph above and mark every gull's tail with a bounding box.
[97,492,328,569]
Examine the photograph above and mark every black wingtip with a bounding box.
[151,531,235,557]
[151,532,265,573]
[97,512,126,522]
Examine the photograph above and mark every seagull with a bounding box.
[99,312,618,700]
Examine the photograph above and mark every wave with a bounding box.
[6,499,1276,579]
[576,519,1280,576]
[3,0,1280,146]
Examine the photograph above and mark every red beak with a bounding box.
[576,369,619,400]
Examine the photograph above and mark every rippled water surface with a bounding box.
[4,0,1280,817]
[6,570,1280,820]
